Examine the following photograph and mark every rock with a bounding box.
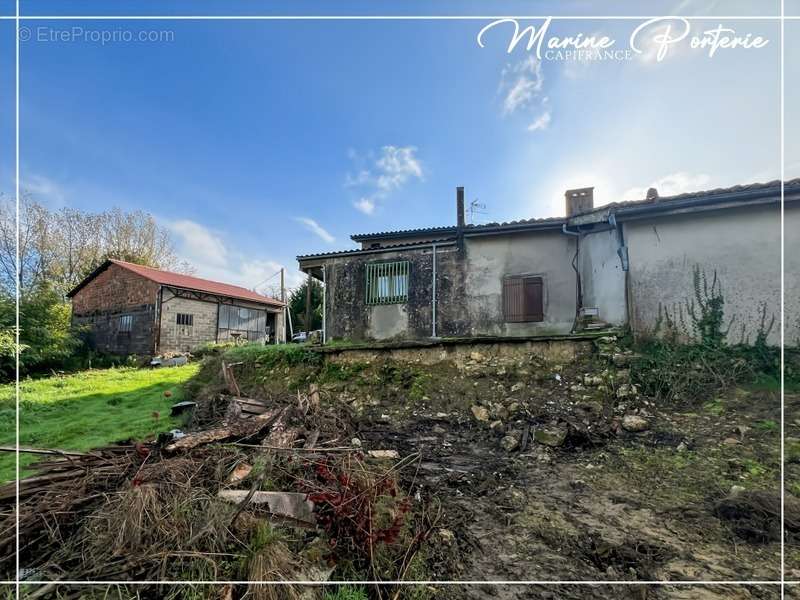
[730,485,746,496]
[534,425,567,447]
[621,414,649,432]
[676,441,688,452]
[490,404,510,421]
[529,446,553,463]
[228,463,253,484]
[722,437,740,445]
[432,425,446,435]
[507,402,520,415]
[437,528,456,545]
[489,420,505,433]
[612,353,632,367]
[367,450,400,459]
[616,383,638,399]
[471,405,490,422]
[469,351,485,362]
[510,382,525,393]
[351,437,362,448]
[500,435,520,452]
[583,375,603,386]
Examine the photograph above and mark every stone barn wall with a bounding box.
[70,263,159,355]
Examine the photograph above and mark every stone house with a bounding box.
[68,259,286,355]
[298,179,800,345]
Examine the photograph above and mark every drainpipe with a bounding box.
[561,224,582,331]
[608,213,629,271]
[322,265,327,345]
[431,243,437,338]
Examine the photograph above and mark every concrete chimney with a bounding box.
[565,187,594,217]
[456,187,465,227]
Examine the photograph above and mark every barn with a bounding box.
[68,259,286,355]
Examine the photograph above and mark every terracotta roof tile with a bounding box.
[71,259,285,307]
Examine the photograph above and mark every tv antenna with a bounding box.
[468,198,487,224]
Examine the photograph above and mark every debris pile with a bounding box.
[0,362,430,593]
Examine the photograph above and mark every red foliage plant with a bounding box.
[299,456,411,561]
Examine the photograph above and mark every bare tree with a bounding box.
[0,193,52,297]
[0,193,195,298]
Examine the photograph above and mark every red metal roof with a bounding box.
[70,259,285,307]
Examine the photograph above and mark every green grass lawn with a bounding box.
[0,363,200,483]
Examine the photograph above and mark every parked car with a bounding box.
[291,330,322,343]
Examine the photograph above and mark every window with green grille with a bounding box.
[365,261,410,304]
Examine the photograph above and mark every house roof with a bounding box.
[348,179,798,244]
[349,216,566,243]
[573,178,800,220]
[67,259,285,307]
[297,238,457,261]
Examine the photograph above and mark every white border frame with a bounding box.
[3,1,792,595]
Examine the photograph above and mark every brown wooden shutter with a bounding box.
[503,276,543,323]
[523,277,543,322]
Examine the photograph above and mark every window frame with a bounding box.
[118,314,133,333]
[365,260,410,305]
[502,274,544,323]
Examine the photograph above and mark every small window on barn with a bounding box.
[176,313,194,327]
[366,261,409,305]
[502,276,544,323]
[118,314,133,332]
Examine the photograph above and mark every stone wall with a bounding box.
[158,291,219,353]
[72,304,156,355]
[323,244,469,342]
[71,263,160,355]
[322,336,594,367]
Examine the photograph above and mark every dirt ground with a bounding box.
[4,339,786,600]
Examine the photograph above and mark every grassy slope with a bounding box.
[0,364,199,482]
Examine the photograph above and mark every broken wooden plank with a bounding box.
[221,361,241,396]
[164,408,284,453]
[218,490,315,525]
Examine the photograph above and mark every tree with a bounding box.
[289,278,323,333]
[0,194,194,298]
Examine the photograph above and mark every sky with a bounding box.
[0,0,797,296]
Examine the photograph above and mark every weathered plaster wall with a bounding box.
[625,204,781,345]
[159,291,219,353]
[464,231,577,336]
[323,244,469,342]
[321,231,577,342]
[786,203,800,347]
[578,229,627,326]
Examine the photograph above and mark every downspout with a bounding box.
[431,243,437,338]
[322,265,327,345]
[155,285,164,355]
[561,224,582,332]
[608,212,632,333]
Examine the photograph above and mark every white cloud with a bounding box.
[22,174,66,206]
[375,146,424,191]
[166,218,303,298]
[294,217,335,243]
[500,55,544,115]
[345,145,424,215]
[353,197,375,215]
[169,219,229,268]
[528,110,551,132]
[621,172,712,201]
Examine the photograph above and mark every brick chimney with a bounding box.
[565,187,594,217]
[456,186,465,227]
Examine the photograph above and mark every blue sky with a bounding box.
[0,1,796,294]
